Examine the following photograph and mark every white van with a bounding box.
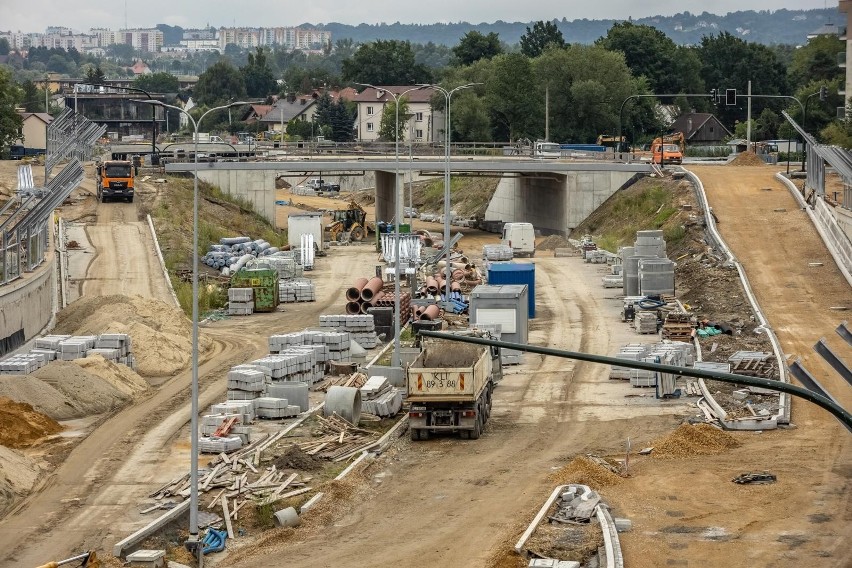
[501,222,536,257]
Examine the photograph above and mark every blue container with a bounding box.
[487,262,535,318]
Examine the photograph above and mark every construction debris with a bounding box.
[732,471,776,484]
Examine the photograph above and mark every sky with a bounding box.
[1,0,835,32]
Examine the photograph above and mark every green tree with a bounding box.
[519,21,565,58]
[286,118,313,139]
[342,40,431,85]
[0,38,10,56]
[242,47,276,98]
[194,59,247,105]
[486,53,536,140]
[134,71,179,93]
[452,31,503,66]
[788,35,844,91]
[0,67,23,153]
[753,107,780,140]
[821,104,852,148]
[451,91,491,141]
[84,65,106,84]
[19,80,41,112]
[328,99,356,142]
[378,97,409,141]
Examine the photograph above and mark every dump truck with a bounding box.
[407,336,501,441]
[96,160,135,202]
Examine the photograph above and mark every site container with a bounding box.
[469,284,529,346]
[486,262,536,318]
[230,267,279,312]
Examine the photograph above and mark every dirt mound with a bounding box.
[73,355,150,396]
[29,361,132,419]
[729,151,765,166]
[536,235,572,250]
[547,456,623,489]
[651,423,740,458]
[54,294,211,377]
[0,397,63,448]
[273,444,325,471]
[0,445,41,516]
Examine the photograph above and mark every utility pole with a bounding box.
[746,80,752,150]
[545,84,550,142]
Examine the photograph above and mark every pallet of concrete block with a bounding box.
[610,345,650,380]
[320,315,379,349]
[34,334,70,351]
[278,278,316,303]
[633,311,657,334]
[227,368,266,393]
[228,287,254,316]
[95,333,132,355]
[630,355,661,387]
[648,341,695,367]
[303,330,351,362]
[268,332,308,353]
[601,275,623,288]
[254,397,301,419]
[58,336,97,360]
[212,400,256,423]
[0,354,45,375]
[265,255,303,279]
[360,375,403,418]
[585,249,612,264]
[483,244,513,261]
[199,436,243,454]
[267,382,310,412]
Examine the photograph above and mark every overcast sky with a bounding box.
[2,0,835,32]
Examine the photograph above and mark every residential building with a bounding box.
[838,1,851,105]
[14,112,53,149]
[240,104,273,124]
[669,112,731,144]
[217,26,331,52]
[352,86,438,142]
[259,96,318,132]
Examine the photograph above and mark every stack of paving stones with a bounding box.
[633,311,658,334]
[610,341,695,385]
[319,314,379,349]
[483,244,513,261]
[228,287,254,316]
[226,367,266,400]
[253,396,300,419]
[199,436,243,453]
[201,402,255,445]
[266,255,303,278]
[359,375,403,417]
[0,333,135,375]
[279,278,316,303]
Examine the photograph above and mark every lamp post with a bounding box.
[420,83,481,303]
[802,88,826,174]
[356,84,426,367]
[134,98,251,565]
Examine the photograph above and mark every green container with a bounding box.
[231,267,279,313]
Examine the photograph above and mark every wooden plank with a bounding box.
[221,494,235,539]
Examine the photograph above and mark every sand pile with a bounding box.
[73,355,150,396]
[0,445,41,516]
[651,423,740,458]
[729,151,765,166]
[536,235,572,250]
[0,362,133,420]
[0,397,63,448]
[54,294,211,377]
[547,456,623,489]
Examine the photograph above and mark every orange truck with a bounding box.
[651,132,685,165]
[96,160,135,203]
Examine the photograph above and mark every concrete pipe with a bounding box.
[346,277,369,302]
[420,304,441,321]
[460,256,469,264]
[346,301,362,315]
[422,237,434,247]
[360,277,384,302]
[451,281,461,292]
[425,277,439,295]
[274,507,302,528]
[452,269,465,281]
[324,386,362,425]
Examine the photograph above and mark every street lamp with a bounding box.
[802,87,827,173]
[134,97,251,566]
[356,83,425,367]
[420,83,481,303]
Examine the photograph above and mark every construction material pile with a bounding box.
[319,315,379,349]
[228,288,254,316]
[0,333,135,374]
[729,150,765,166]
[296,414,379,462]
[662,312,695,342]
[344,276,412,326]
[315,371,368,393]
[728,351,776,378]
[263,252,303,279]
[548,456,624,489]
[203,236,283,275]
[279,278,316,303]
[633,311,657,334]
[650,423,740,458]
[0,397,63,448]
[359,375,403,418]
[483,244,513,261]
[268,330,351,374]
[610,341,694,388]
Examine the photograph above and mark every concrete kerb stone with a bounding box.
[683,168,789,426]
[515,484,568,556]
[147,214,181,309]
[596,503,625,568]
[113,500,191,557]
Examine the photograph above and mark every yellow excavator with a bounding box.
[36,551,99,568]
[326,201,373,242]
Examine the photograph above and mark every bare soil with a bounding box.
[0,397,63,449]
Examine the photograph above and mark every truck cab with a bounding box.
[96,160,135,203]
[501,222,536,258]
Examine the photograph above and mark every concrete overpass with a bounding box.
[164,158,652,235]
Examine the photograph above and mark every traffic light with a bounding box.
[710,88,717,103]
[725,89,737,106]
[820,86,828,101]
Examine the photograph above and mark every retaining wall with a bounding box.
[0,245,57,356]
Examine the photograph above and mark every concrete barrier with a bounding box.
[0,248,57,356]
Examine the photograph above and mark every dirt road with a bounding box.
[604,166,852,568]
[227,254,688,568]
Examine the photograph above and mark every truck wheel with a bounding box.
[410,428,420,441]
[470,416,482,440]
[459,429,470,440]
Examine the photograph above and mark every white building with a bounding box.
[352,86,439,143]
[217,26,330,51]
